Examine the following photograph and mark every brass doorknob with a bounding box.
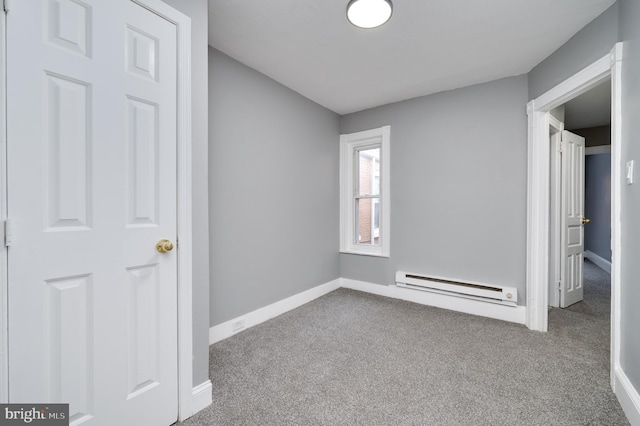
[582,218,591,224]
[156,239,174,253]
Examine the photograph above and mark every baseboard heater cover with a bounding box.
[395,271,518,306]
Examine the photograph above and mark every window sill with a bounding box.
[339,249,390,258]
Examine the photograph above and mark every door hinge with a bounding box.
[557,281,562,290]
[2,0,9,13]
[559,141,564,153]
[4,219,13,247]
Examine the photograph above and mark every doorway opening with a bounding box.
[548,78,612,310]
[526,43,623,391]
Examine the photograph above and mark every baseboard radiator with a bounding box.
[395,271,518,306]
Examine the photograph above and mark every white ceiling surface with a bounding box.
[564,79,611,130]
[209,0,616,115]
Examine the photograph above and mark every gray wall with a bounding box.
[208,48,341,326]
[161,0,210,387]
[619,0,640,398]
[340,76,529,303]
[528,3,619,99]
[584,154,611,262]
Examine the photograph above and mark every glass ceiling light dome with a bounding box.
[347,0,393,29]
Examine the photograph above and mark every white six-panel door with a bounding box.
[560,130,586,308]
[7,1,178,424]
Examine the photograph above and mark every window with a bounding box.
[340,125,390,257]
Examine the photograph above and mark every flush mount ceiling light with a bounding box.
[346,0,393,29]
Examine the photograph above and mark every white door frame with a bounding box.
[548,116,563,309]
[525,43,623,388]
[0,0,196,421]
[0,2,8,405]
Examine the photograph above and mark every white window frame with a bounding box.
[340,125,390,257]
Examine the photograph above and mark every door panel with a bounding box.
[126,264,160,399]
[560,130,586,308]
[126,97,160,227]
[45,72,92,230]
[7,1,178,424]
[47,0,91,57]
[47,274,94,423]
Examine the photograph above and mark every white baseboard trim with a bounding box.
[191,380,212,416]
[614,366,640,425]
[585,250,612,273]
[340,278,527,325]
[209,276,527,346]
[209,279,341,345]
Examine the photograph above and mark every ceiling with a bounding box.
[564,79,611,130]
[208,0,616,115]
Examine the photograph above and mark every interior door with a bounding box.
[7,1,178,424]
[559,130,586,308]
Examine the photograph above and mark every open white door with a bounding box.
[7,1,179,424]
[559,130,586,308]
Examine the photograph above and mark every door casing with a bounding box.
[0,0,196,421]
[525,43,623,391]
[0,2,8,405]
[548,116,563,309]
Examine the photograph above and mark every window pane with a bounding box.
[355,198,380,246]
[357,148,380,196]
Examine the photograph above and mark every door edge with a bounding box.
[0,3,8,405]
[131,0,196,421]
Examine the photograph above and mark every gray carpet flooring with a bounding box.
[179,260,629,425]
